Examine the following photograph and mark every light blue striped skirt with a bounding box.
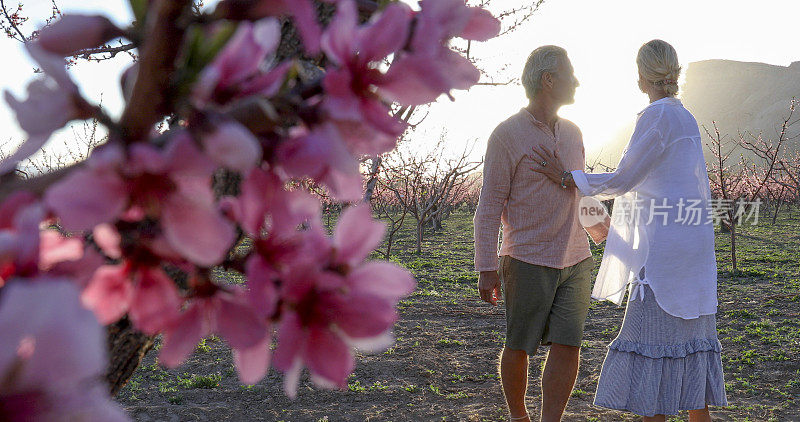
[593,283,728,417]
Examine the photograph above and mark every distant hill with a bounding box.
[592,59,800,167]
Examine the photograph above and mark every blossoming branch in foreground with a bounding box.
[0,0,501,404]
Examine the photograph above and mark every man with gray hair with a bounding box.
[474,46,604,421]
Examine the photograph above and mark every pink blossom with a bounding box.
[37,14,124,57]
[193,18,283,106]
[81,263,183,330]
[271,205,415,397]
[42,140,126,233]
[37,230,83,271]
[277,124,364,201]
[319,0,412,155]
[379,0,501,105]
[158,285,271,384]
[200,120,263,172]
[0,281,128,421]
[226,168,320,238]
[1,42,93,175]
[46,134,236,267]
[226,168,321,318]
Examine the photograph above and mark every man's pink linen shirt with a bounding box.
[473,108,592,272]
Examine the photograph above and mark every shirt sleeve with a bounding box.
[571,107,667,201]
[473,130,514,272]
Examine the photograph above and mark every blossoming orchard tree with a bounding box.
[0,0,503,419]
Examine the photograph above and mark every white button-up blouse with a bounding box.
[571,97,718,319]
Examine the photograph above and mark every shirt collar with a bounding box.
[521,107,560,131]
[638,96,681,115]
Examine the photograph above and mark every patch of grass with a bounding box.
[177,373,222,389]
[436,338,465,347]
[348,380,366,392]
[195,338,211,353]
[158,381,178,394]
[369,381,388,391]
[571,389,588,398]
[445,391,468,399]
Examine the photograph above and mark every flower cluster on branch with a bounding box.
[0,0,500,418]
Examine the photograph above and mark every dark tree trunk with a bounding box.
[416,221,423,254]
[105,318,155,396]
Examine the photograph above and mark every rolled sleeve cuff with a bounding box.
[571,170,591,197]
[474,255,499,272]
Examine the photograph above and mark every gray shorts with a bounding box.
[499,255,594,355]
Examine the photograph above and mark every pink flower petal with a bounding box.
[304,325,353,388]
[92,223,122,259]
[333,204,385,267]
[272,312,304,373]
[81,265,133,325]
[158,304,206,368]
[233,168,280,235]
[320,0,357,64]
[268,189,321,238]
[0,280,124,420]
[344,331,395,353]
[201,120,262,172]
[357,2,412,63]
[164,132,217,180]
[325,292,396,338]
[49,247,105,289]
[207,18,281,91]
[127,142,168,175]
[244,255,279,318]
[38,229,83,270]
[238,61,292,97]
[161,192,236,267]
[232,334,272,385]
[277,125,363,201]
[379,56,448,105]
[38,14,123,56]
[129,268,183,335]
[347,261,416,300]
[440,48,481,90]
[25,42,78,92]
[284,0,322,53]
[322,69,362,121]
[44,168,128,232]
[459,7,501,41]
[216,294,267,350]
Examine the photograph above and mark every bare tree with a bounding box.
[703,99,798,273]
[380,137,481,254]
[370,178,408,258]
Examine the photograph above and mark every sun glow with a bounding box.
[405,0,800,167]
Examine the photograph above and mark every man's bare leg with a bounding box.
[500,347,530,421]
[540,343,580,422]
[643,415,666,422]
[688,406,711,422]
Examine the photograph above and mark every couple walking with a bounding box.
[473,40,728,421]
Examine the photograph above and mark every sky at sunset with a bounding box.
[2,0,800,166]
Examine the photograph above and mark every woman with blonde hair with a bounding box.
[530,39,727,421]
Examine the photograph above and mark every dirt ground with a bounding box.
[117,211,800,421]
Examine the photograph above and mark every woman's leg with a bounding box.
[642,415,666,422]
[688,406,711,422]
